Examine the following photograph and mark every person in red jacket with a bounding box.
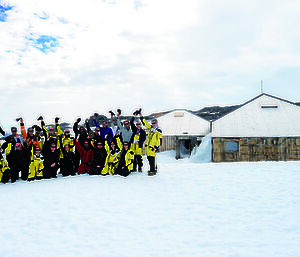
[75,139,94,174]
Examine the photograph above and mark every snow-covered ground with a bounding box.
[1,151,300,257]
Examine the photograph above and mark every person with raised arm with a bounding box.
[139,110,162,176]
[130,108,146,172]
[73,117,90,173]
[101,134,121,176]
[93,113,114,145]
[58,135,75,176]
[28,144,44,181]
[75,139,94,175]
[115,109,133,143]
[115,137,134,177]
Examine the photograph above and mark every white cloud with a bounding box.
[1,0,300,128]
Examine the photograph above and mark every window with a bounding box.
[174,112,184,117]
[225,141,239,152]
[261,105,278,109]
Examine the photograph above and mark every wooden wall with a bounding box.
[160,136,176,152]
[212,137,300,162]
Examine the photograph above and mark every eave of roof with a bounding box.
[212,93,300,122]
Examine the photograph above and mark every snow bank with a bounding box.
[0,155,300,257]
[190,133,212,163]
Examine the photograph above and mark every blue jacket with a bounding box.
[93,119,114,144]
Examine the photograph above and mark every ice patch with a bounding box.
[190,133,212,163]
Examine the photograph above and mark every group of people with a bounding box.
[0,109,162,183]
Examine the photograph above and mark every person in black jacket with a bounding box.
[43,137,60,179]
[130,110,146,172]
[58,135,75,176]
[1,127,22,152]
[89,141,107,175]
[6,142,30,182]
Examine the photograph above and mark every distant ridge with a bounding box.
[192,105,241,121]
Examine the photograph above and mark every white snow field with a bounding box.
[0,151,300,257]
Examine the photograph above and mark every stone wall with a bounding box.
[212,137,300,162]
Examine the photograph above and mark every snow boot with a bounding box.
[148,171,157,176]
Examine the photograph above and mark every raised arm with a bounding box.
[55,117,63,135]
[0,125,5,136]
[85,119,91,132]
[73,118,81,138]
[130,116,137,133]
[19,118,27,139]
[93,115,101,128]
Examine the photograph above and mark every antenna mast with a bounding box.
[261,80,264,94]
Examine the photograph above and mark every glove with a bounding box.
[117,109,121,115]
[133,110,138,116]
[109,111,115,116]
[77,118,81,123]
[16,117,22,122]
[136,108,142,115]
[37,116,43,121]
[55,117,60,123]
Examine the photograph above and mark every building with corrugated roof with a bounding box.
[211,93,300,162]
[156,109,210,159]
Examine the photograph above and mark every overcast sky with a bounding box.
[1,0,300,129]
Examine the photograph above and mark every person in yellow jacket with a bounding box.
[0,143,11,184]
[55,117,75,159]
[115,139,135,177]
[101,136,122,176]
[28,145,44,181]
[139,111,162,176]
[130,111,146,172]
[38,116,59,150]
